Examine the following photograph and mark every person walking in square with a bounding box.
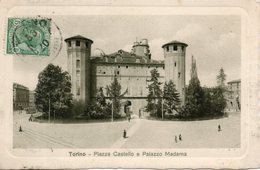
[29,114,33,121]
[218,125,222,132]
[123,130,127,138]
[19,126,22,132]
[179,134,182,141]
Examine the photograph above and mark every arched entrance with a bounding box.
[122,100,132,118]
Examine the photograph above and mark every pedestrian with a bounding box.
[218,125,222,132]
[175,136,177,143]
[123,130,127,138]
[128,116,131,122]
[179,134,182,141]
[29,115,32,121]
[19,126,22,132]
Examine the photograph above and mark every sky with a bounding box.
[13,15,241,90]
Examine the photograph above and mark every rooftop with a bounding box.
[162,40,188,48]
[64,35,93,43]
[13,83,29,90]
[227,79,241,84]
[92,49,164,65]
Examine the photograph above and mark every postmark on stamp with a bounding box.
[6,18,51,56]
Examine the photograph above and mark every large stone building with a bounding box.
[13,83,29,111]
[28,90,37,113]
[226,79,241,112]
[65,35,188,117]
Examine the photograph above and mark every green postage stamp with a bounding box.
[6,18,51,56]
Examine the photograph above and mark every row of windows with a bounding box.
[229,83,240,89]
[97,66,164,75]
[97,86,145,96]
[116,65,162,69]
[68,41,89,48]
[166,45,185,52]
[13,103,29,107]
[98,70,178,77]
[97,66,164,74]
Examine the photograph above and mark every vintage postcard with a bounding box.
[0,0,259,169]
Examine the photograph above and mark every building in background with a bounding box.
[226,79,241,112]
[28,90,36,114]
[65,35,188,117]
[13,83,29,111]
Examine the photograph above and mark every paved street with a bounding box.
[13,111,240,148]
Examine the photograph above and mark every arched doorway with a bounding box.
[123,100,132,118]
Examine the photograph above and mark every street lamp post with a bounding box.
[48,97,50,123]
[111,99,114,122]
[161,97,164,120]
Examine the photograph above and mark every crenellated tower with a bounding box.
[162,40,188,106]
[64,35,93,104]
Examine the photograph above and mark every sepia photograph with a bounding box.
[12,15,241,149]
[0,0,259,169]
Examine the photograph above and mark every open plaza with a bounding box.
[14,110,240,148]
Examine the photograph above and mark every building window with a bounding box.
[178,72,181,78]
[103,72,106,74]
[118,65,120,68]
[126,66,128,68]
[163,66,165,70]
[68,41,71,47]
[76,70,80,77]
[76,41,80,46]
[117,71,120,75]
[148,66,150,68]
[85,42,88,48]
[174,62,177,67]
[166,46,169,52]
[173,45,177,51]
[76,60,80,68]
[77,88,80,95]
[181,46,184,51]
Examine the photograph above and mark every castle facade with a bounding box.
[64,35,188,117]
